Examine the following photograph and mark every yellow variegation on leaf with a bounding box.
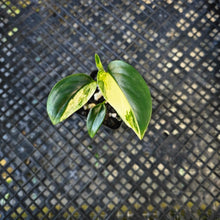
[96,54,152,139]
[47,74,97,125]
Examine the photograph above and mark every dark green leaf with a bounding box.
[87,102,106,138]
[47,73,97,125]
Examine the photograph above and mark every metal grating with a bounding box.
[0,0,219,219]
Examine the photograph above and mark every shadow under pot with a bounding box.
[76,70,122,129]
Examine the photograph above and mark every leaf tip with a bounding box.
[95,53,99,63]
[138,133,144,140]
[88,132,95,138]
[48,114,59,125]
[95,53,104,72]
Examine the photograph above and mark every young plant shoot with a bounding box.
[47,54,152,139]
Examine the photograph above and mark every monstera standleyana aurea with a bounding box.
[47,54,152,139]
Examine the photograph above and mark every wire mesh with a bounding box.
[0,0,219,219]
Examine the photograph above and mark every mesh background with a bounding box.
[0,0,219,219]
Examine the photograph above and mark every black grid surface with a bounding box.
[0,0,219,219]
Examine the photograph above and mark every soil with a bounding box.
[76,70,122,129]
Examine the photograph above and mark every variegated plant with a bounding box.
[47,54,152,139]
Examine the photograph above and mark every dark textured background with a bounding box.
[0,0,219,219]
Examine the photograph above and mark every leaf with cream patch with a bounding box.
[96,54,152,139]
[47,73,97,125]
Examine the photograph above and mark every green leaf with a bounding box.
[95,53,104,72]
[47,73,97,125]
[87,102,106,138]
[96,55,152,139]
